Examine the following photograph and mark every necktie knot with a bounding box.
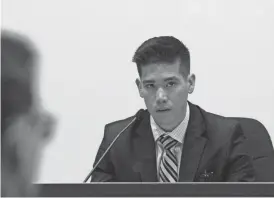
[159,134,178,150]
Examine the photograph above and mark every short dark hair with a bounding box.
[132,36,190,77]
[1,30,38,133]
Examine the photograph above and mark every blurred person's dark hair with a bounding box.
[132,36,190,78]
[1,30,55,197]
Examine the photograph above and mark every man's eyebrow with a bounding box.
[164,76,179,81]
[142,80,155,84]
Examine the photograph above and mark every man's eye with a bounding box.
[166,82,176,87]
[145,84,154,88]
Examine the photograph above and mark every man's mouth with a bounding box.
[156,109,171,112]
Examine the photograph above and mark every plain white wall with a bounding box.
[2,0,274,183]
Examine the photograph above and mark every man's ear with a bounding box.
[135,78,144,98]
[187,74,196,94]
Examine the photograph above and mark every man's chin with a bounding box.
[153,114,175,128]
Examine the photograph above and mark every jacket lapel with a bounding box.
[178,102,208,182]
[132,110,158,182]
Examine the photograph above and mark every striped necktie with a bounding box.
[158,134,179,182]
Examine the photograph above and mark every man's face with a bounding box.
[136,58,195,131]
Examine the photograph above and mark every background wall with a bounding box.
[2,0,274,183]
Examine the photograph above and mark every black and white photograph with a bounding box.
[1,0,274,196]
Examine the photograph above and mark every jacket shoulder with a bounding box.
[202,109,239,128]
[197,106,242,141]
[104,114,136,140]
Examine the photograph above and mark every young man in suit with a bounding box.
[91,36,255,182]
[1,31,55,196]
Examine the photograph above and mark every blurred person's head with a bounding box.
[133,36,196,131]
[1,30,55,197]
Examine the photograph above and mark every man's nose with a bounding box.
[156,88,168,104]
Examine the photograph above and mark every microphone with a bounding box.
[83,109,145,182]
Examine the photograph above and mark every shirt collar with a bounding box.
[150,103,190,143]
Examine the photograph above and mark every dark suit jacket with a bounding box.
[230,117,274,181]
[91,102,255,182]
